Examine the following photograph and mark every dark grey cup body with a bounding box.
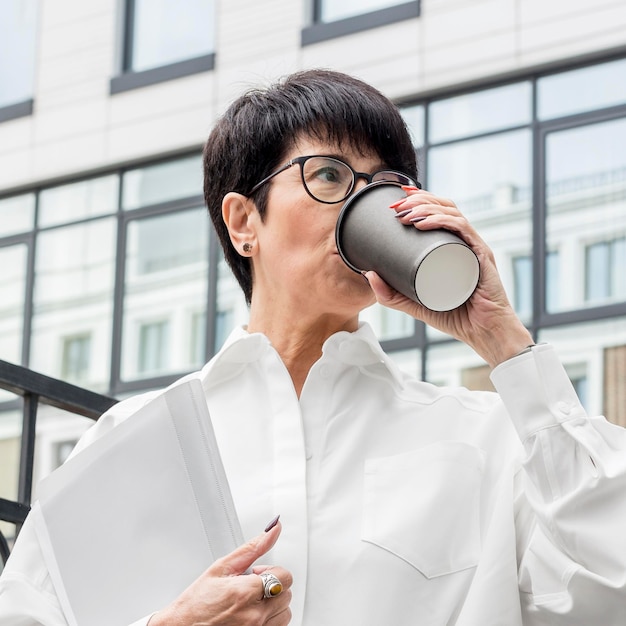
[335,181,480,312]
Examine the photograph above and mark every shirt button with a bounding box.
[557,401,572,415]
[319,364,332,379]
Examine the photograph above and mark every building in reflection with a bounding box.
[1,0,626,548]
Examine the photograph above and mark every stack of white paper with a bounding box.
[32,379,243,626]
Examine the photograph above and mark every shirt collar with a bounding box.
[200,322,404,389]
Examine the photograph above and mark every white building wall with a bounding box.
[2,0,626,191]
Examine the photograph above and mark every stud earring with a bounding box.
[242,242,253,254]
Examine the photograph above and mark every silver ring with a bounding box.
[259,571,283,598]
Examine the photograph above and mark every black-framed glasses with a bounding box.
[248,155,419,204]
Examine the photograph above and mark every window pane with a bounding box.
[612,238,626,300]
[0,0,37,108]
[538,58,626,121]
[30,219,116,392]
[538,316,626,426]
[400,104,425,148]
[546,117,626,312]
[425,340,486,388]
[428,130,532,315]
[319,0,401,22]
[215,253,248,351]
[429,82,531,143]
[122,155,202,210]
[546,250,561,312]
[585,242,610,302]
[0,194,35,236]
[121,208,208,380]
[0,245,27,366]
[190,311,207,366]
[39,176,118,228]
[31,405,94,499]
[512,255,532,320]
[61,334,92,384]
[0,409,21,503]
[361,302,415,341]
[387,348,422,379]
[137,321,169,375]
[130,0,215,72]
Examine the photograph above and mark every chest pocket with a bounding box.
[361,441,485,579]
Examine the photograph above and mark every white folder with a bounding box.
[32,379,243,626]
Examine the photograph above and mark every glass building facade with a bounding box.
[1,0,626,559]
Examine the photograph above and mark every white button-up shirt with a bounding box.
[2,323,626,625]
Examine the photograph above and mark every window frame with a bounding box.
[0,100,34,124]
[302,1,420,46]
[109,0,216,95]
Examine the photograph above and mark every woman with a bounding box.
[2,69,626,625]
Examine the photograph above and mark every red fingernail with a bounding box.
[264,515,280,532]
[389,200,405,208]
[402,185,420,192]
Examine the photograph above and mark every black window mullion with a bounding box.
[206,225,219,359]
[123,0,136,73]
[110,179,126,394]
[531,78,543,341]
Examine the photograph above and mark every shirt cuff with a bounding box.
[489,343,586,442]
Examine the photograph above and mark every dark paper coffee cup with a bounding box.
[335,181,480,312]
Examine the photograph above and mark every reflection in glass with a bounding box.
[122,155,202,211]
[30,219,116,391]
[512,255,532,320]
[538,58,626,121]
[546,251,561,312]
[0,406,21,560]
[361,303,414,341]
[0,409,21,502]
[190,311,207,367]
[425,340,484,388]
[546,118,626,312]
[31,405,94,499]
[387,348,422,379]
[130,0,215,72]
[0,245,27,367]
[0,0,37,108]
[429,130,532,326]
[400,104,425,148]
[538,317,626,426]
[39,176,118,228]
[216,252,249,350]
[429,82,531,143]
[585,238,626,304]
[429,130,531,219]
[137,320,169,375]
[121,209,208,380]
[319,0,400,22]
[0,194,35,236]
[61,334,91,384]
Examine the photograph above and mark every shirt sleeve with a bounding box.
[490,343,626,625]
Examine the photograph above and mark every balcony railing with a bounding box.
[0,360,117,566]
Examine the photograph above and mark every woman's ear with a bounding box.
[222,192,257,255]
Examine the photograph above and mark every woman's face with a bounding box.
[250,136,382,319]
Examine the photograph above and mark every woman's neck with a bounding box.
[247,302,359,397]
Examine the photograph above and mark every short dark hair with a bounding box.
[203,68,418,304]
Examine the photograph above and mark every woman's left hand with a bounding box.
[365,186,534,368]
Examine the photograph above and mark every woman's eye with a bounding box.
[315,166,341,183]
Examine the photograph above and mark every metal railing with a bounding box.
[0,360,118,565]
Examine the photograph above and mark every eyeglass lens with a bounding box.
[301,157,415,203]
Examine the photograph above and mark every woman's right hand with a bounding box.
[149,521,292,625]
